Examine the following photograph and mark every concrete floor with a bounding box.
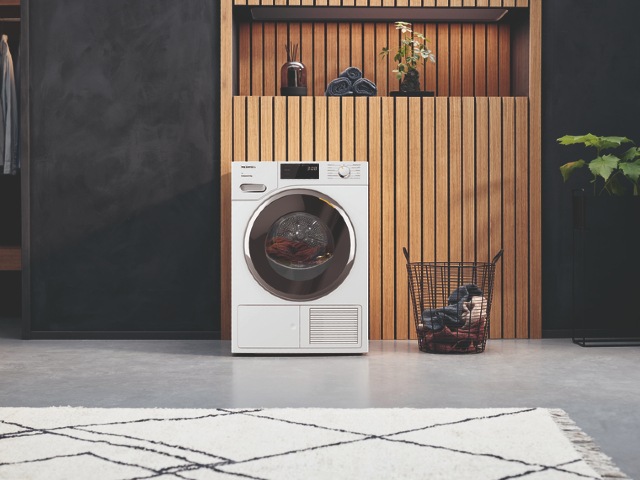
[1,318,638,478]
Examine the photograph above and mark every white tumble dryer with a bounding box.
[231,161,368,354]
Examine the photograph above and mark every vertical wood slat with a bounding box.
[516,0,529,6]
[530,0,542,338]
[395,98,409,339]
[313,23,326,96]
[476,0,489,6]
[449,97,462,262]
[422,98,436,266]
[238,24,251,95]
[273,97,287,160]
[351,23,363,72]
[501,97,516,338]
[263,23,276,96]
[246,97,260,161]
[233,97,246,161]
[487,25,499,96]
[515,98,529,338]
[369,98,382,340]
[437,24,449,96]
[408,98,422,340]
[342,97,355,161]
[381,97,395,339]
[338,23,351,74]
[301,23,314,97]
[499,24,511,96]
[355,97,367,160]
[326,23,339,89]
[301,97,314,161]
[474,24,487,96]
[475,97,490,268]
[251,23,263,95]
[276,23,288,94]
[488,97,502,339]
[375,23,388,97]
[462,24,474,96]
[435,97,448,262]
[260,97,273,162]
[503,0,516,6]
[462,97,475,262]
[363,23,376,86]
[387,24,399,95]
[449,25,462,96]
[328,97,341,160]
[425,24,438,94]
[288,97,300,161]
[220,0,233,339]
[315,97,327,161]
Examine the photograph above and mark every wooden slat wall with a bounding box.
[235,0,528,4]
[237,22,511,97]
[221,0,542,340]
[231,96,532,339]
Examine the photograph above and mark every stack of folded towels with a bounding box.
[325,67,377,97]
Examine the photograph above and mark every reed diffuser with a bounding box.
[280,43,307,96]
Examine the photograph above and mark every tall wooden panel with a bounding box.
[222,2,542,341]
[529,0,542,338]
[369,98,382,339]
[395,98,409,339]
[381,97,395,340]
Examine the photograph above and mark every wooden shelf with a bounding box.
[0,245,21,271]
[234,6,519,23]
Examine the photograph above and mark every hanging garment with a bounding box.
[1,34,18,175]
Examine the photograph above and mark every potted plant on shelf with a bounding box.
[557,133,640,345]
[380,21,436,97]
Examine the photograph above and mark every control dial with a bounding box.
[337,166,351,178]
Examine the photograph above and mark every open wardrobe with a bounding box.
[0,0,21,328]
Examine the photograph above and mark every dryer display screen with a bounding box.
[280,164,319,180]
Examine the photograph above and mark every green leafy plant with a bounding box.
[379,21,435,80]
[558,134,640,196]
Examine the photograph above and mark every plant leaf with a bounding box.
[621,146,640,162]
[620,159,640,183]
[557,134,633,150]
[559,159,586,182]
[588,155,620,181]
[606,174,627,196]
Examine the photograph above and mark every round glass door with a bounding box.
[245,189,356,301]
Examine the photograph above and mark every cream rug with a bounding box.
[0,407,628,480]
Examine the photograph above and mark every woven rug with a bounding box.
[0,407,628,480]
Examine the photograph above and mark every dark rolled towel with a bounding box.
[339,66,363,82]
[352,78,377,96]
[325,77,353,96]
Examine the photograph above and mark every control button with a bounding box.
[338,166,351,178]
[240,183,267,192]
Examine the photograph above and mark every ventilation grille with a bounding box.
[309,308,359,345]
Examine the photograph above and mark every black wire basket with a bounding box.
[404,248,503,354]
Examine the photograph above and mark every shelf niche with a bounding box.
[232,8,529,97]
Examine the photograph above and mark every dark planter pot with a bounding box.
[572,190,640,346]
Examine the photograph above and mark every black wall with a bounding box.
[542,0,640,333]
[27,0,220,335]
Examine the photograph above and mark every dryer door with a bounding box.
[245,188,356,301]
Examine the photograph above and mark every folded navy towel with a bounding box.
[352,78,377,96]
[325,77,353,96]
[339,66,363,82]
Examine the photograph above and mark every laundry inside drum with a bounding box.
[265,212,334,281]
